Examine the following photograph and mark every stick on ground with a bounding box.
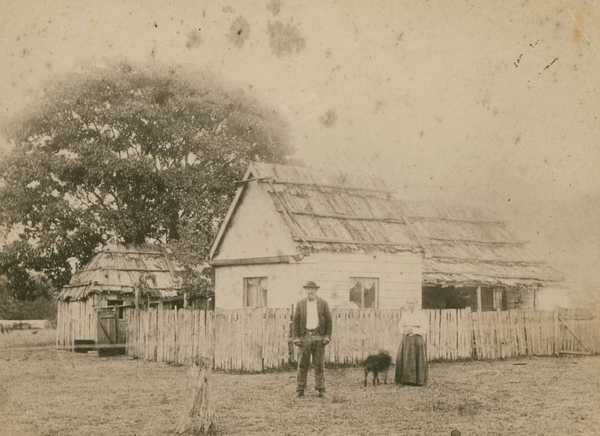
[177,358,216,435]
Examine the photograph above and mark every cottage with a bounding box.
[209,162,424,310]
[56,243,184,350]
[209,162,562,312]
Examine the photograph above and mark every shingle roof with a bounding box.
[211,161,563,287]
[246,162,422,254]
[401,200,564,286]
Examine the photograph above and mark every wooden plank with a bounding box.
[211,256,293,267]
[123,306,600,372]
[560,350,592,355]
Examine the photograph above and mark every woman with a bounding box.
[395,300,429,386]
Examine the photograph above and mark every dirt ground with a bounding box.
[1,330,599,436]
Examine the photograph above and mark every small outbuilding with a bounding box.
[56,243,184,351]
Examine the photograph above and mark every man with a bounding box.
[292,281,332,398]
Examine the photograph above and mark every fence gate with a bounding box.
[558,308,595,356]
[96,307,125,356]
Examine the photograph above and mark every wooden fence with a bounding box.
[126,307,600,371]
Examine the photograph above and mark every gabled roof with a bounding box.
[210,161,563,287]
[402,200,564,287]
[209,161,423,258]
[58,243,183,301]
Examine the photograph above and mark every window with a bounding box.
[107,299,124,319]
[243,277,268,308]
[349,277,379,309]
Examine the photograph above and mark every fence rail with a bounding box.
[125,307,600,371]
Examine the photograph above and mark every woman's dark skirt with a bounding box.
[395,334,428,386]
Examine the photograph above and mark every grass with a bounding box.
[1,330,599,435]
[0,328,56,349]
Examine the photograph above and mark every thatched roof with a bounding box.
[211,162,563,288]
[403,200,563,287]
[58,243,183,302]
[211,161,422,256]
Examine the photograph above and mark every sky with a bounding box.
[1,0,599,294]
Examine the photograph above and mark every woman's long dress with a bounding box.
[395,333,428,385]
[396,308,429,386]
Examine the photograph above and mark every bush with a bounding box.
[0,296,57,321]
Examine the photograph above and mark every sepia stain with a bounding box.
[573,13,583,43]
[395,32,404,46]
[267,20,305,57]
[352,22,359,40]
[185,29,202,49]
[319,109,337,127]
[222,5,234,14]
[153,21,159,29]
[541,57,558,74]
[266,0,282,16]
[514,135,521,145]
[228,16,250,48]
[374,100,385,113]
[513,53,523,68]
[478,93,492,111]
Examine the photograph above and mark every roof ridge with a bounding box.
[247,160,391,192]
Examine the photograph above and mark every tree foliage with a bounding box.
[0,61,292,298]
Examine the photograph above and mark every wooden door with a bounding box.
[97,307,124,356]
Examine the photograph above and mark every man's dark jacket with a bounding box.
[293,297,333,339]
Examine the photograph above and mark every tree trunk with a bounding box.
[176,358,216,435]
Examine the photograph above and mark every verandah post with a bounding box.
[553,310,560,356]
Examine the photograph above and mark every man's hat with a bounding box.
[303,281,320,289]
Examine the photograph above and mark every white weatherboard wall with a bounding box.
[214,263,304,309]
[215,181,297,261]
[302,252,422,309]
[214,251,422,309]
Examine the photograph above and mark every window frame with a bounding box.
[243,276,268,308]
[349,276,380,309]
[106,299,124,319]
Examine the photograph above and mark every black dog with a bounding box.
[363,350,392,387]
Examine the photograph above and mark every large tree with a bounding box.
[0,61,292,298]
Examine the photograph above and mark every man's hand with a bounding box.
[322,338,330,345]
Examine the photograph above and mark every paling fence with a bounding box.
[125,307,600,372]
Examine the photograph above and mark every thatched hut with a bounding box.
[56,243,184,351]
